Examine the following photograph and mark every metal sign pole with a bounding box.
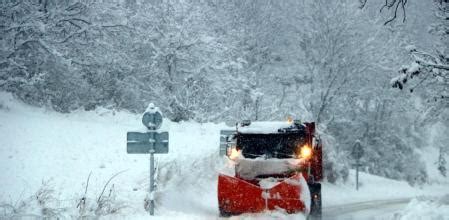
[356,161,359,191]
[126,103,169,216]
[149,150,155,215]
[351,140,364,191]
[149,131,155,215]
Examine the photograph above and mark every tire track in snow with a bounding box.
[323,198,410,220]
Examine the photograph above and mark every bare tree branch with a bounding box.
[383,0,407,25]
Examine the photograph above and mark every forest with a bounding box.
[1,0,448,185]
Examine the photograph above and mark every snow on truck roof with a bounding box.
[237,121,304,134]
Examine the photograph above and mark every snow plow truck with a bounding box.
[219,120,322,219]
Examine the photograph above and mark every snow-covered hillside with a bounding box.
[0,92,447,219]
[0,92,229,219]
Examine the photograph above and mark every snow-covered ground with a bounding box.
[395,195,449,220]
[0,92,447,219]
[323,169,448,207]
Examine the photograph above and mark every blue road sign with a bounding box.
[127,131,169,154]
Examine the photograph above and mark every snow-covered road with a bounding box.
[323,198,410,220]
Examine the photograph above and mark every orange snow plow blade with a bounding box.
[218,173,307,216]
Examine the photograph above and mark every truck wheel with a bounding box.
[219,208,232,218]
[308,183,321,220]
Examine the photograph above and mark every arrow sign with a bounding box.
[127,131,169,154]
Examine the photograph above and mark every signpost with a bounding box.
[351,140,364,191]
[127,103,169,215]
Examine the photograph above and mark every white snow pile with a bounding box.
[235,158,302,179]
[144,103,161,114]
[258,177,280,189]
[395,195,449,220]
[237,121,294,134]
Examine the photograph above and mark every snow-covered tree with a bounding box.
[1,0,444,185]
[381,1,448,115]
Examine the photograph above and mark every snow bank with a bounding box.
[396,195,449,220]
[322,169,449,207]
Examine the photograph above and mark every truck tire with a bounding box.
[308,183,321,220]
[219,208,232,217]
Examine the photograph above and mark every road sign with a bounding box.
[142,111,163,130]
[142,103,163,130]
[127,131,169,154]
[351,141,364,160]
[219,130,236,156]
[127,103,169,216]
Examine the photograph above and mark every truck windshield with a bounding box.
[236,132,307,159]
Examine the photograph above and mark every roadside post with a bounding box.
[127,103,169,215]
[351,140,364,191]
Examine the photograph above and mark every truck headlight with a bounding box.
[227,146,240,160]
[300,145,312,159]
